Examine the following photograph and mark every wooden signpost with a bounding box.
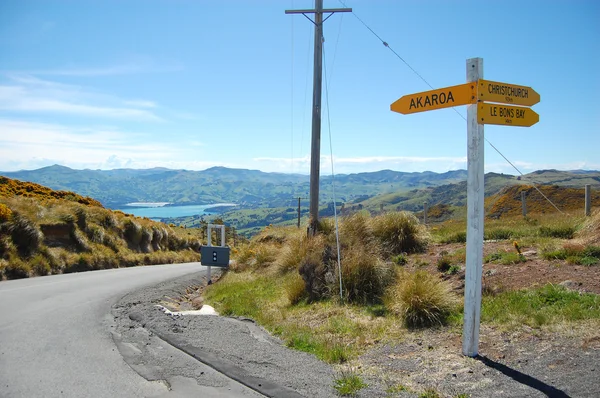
[391,58,540,357]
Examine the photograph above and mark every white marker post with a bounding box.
[207,225,212,285]
[463,58,485,357]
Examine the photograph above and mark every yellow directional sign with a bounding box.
[391,83,476,114]
[478,79,540,106]
[477,103,539,127]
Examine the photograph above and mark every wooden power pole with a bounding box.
[286,1,351,235]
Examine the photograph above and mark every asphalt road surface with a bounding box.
[0,263,262,398]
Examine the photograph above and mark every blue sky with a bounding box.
[0,0,598,175]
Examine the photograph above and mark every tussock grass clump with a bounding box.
[299,234,330,302]
[71,228,91,252]
[4,255,31,279]
[123,219,143,250]
[278,229,322,272]
[140,226,153,253]
[285,272,307,305]
[30,253,51,275]
[338,247,395,304]
[7,213,42,257]
[436,254,453,272]
[384,270,459,328]
[339,212,374,248]
[371,212,428,255]
[333,370,367,396]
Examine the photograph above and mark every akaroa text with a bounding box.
[409,91,455,110]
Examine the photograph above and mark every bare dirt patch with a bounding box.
[407,241,600,295]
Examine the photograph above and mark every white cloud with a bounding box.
[0,119,179,171]
[0,74,162,121]
[252,155,468,174]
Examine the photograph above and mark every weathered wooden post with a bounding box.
[585,184,591,216]
[423,201,429,224]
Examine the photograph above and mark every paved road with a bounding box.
[0,263,261,398]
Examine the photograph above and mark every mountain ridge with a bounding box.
[2,165,598,210]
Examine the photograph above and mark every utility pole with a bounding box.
[286,1,351,235]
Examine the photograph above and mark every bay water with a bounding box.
[114,203,236,219]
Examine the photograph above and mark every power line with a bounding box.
[338,0,565,215]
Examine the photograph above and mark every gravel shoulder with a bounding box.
[113,270,600,398]
[112,271,337,398]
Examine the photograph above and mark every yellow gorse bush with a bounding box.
[0,203,12,222]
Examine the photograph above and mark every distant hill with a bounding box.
[2,165,598,215]
[1,165,473,208]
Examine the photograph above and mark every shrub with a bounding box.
[385,270,459,328]
[371,212,428,255]
[436,254,453,272]
[0,203,12,222]
[447,264,461,275]
[392,253,408,265]
[339,247,395,304]
[7,213,42,257]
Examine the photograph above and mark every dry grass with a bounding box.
[574,208,600,245]
[0,194,202,280]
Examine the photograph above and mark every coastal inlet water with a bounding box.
[113,203,236,219]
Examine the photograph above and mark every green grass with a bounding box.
[386,384,409,394]
[481,284,600,328]
[542,244,600,265]
[333,371,367,396]
[419,388,442,398]
[484,251,526,265]
[430,213,582,246]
